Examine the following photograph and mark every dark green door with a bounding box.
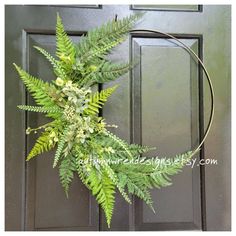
[5,5,231,231]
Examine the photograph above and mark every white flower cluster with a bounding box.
[63,105,76,121]
[75,116,94,144]
[55,79,96,148]
[64,116,95,155]
[59,80,91,122]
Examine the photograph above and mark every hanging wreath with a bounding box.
[14,13,202,228]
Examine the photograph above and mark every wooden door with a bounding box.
[5,5,231,231]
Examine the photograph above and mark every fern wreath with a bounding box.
[14,13,214,228]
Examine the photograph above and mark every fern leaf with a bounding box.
[56,14,76,64]
[149,151,194,188]
[79,37,125,64]
[126,144,156,155]
[53,127,69,168]
[110,144,156,159]
[102,163,131,204]
[59,155,76,198]
[75,160,91,189]
[34,46,68,80]
[112,151,196,211]
[84,85,118,115]
[17,105,62,114]
[86,168,115,228]
[93,61,131,84]
[113,165,155,211]
[27,131,55,161]
[105,131,133,159]
[77,13,143,60]
[74,161,115,228]
[13,64,54,107]
[120,171,154,212]
[114,151,195,190]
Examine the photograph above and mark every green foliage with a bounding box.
[102,162,131,204]
[56,14,76,65]
[84,85,118,115]
[53,127,69,168]
[73,13,143,86]
[27,131,55,161]
[149,151,194,188]
[128,144,156,155]
[59,155,76,197]
[77,13,143,63]
[18,105,62,114]
[81,61,132,86]
[13,64,55,107]
[34,46,68,80]
[95,133,155,161]
[113,151,195,212]
[119,171,154,211]
[84,167,115,228]
[15,14,197,228]
[105,130,133,158]
[96,62,131,83]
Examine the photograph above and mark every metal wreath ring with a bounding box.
[129,29,215,155]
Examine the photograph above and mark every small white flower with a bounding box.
[55,77,64,86]
[80,138,85,144]
[89,127,94,133]
[66,80,73,87]
[26,127,31,135]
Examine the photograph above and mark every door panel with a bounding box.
[5,5,231,231]
[131,37,201,230]
[131,4,201,11]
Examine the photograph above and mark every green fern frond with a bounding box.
[17,105,62,114]
[102,163,131,204]
[56,14,76,64]
[149,151,194,188]
[59,154,76,198]
[85,168,115,228]
[85,61,131,85]
[13,64,54,107]
[112,151,196,211]
[119,171,154,212]
[127,144,156,155]
[77,13,143,61]
[27,131,55,161]
[84,85,118,115]
[79,37,125,64]
[53,127,69,168]
[34,46,68,80]
[114,164,155,211]
[75,160,91,189]
[94,133,130,160]
[105,131,133,159]
[114,151,195,190]
[109,144,156,159]
[74,161,116,228]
